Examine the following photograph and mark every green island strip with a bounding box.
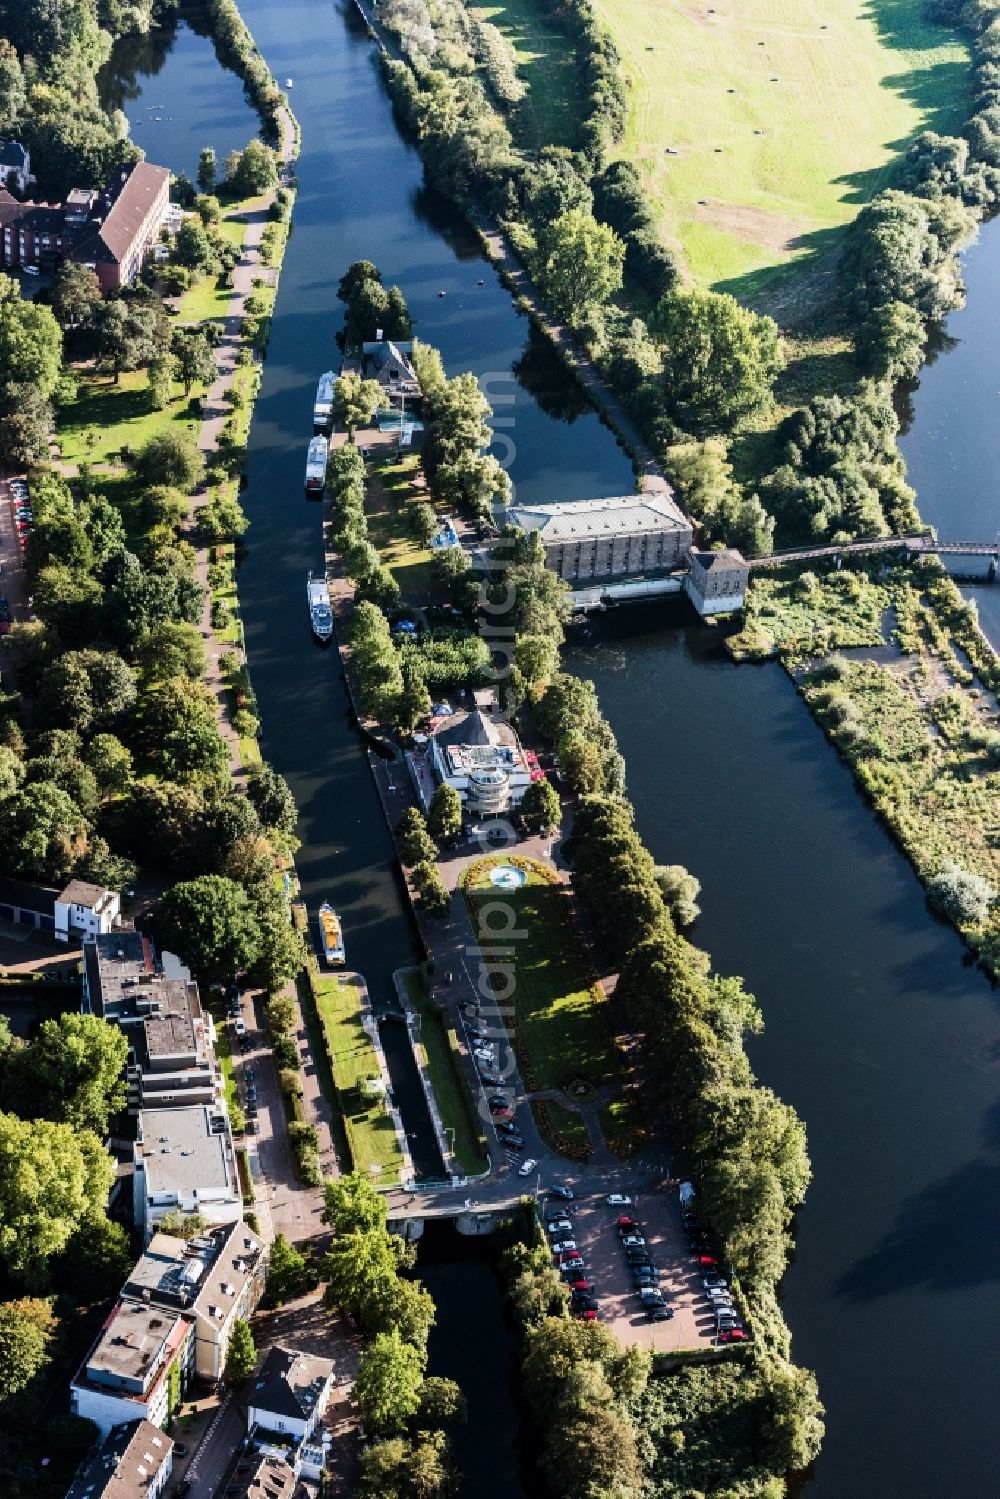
[307,967,406,1185]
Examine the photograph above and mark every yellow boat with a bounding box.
[318,902,345,965]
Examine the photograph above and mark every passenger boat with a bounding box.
[318,902,345,965]
[307,571,333,642]
[305,434,328,493]
[313,370,335,428]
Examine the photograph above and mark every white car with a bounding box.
[703,1275,728,1291]
[551,1239,577,1254]
[547,1220,573,1236]
[606,1193,633,1208]
[518,1157,538,1177]
[234,1018,246,1036]
[621,1234,646,1248]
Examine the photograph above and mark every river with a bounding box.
[100,5,1000,1495]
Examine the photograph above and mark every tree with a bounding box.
[229,138,277,196]
[52,262,102,328]
[175,217,216,274]
[928,860,994,926]
[135,429,205,492]
[520,778,561,836]
[172,327,217,394]
[857,299,927,380]
[654,864,701,927]
[542,1406,643,1498]
[55,1212,131,1301]
[155,875,263,982]
[4,1013,127,1136]
[535,209,625,325]
[427,783,462,846]
[415,1375,466,1429]
[514,634,559,692]
[0,781,88,882]
[841,189,972,321]
[322,1171,388,1236]
[267,1232,309,1305]
[95,296,170,383]
[396,806,436,866]
[653,287,785,432]
[0,1298,56,1404]
[334,373,384,434]
[197,145,217,195]
[412,860,450,917]
[154,1209,206,1238]
[0,277,62,397]
[410,501,439,547]
[245,763,298,834]
[397,664,432,732]
[0,40,25,128]
[226,1318,256,1382]
[0,1113,115,1285]
[359,1431,455,1499]
[0,387,54,467]
[354,1329,425,1435]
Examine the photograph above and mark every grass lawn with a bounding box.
[476,0,583,149]
[176,205,250,324]
[531,1098,591,1161]
[311,970,406,1184]
[366,455,438,603]
[56,369,201,473]
[587,0,969,305]
[463,856,618,1095]
[404,970,488,1176]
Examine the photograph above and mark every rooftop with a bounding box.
[123,1221,264,1319]
[690,547,748,571]
[72,161,170,266]
[65,1419,171,1499]
[135,1105,235,1199]
[251,1346,335,1426]
[82,1301,189,1392]
[0,876,58,916]
[509,492,691,542]
[431,708,526,779]
[58,878,117,913]
[225,1452,297,1499]
[0,140,29,169]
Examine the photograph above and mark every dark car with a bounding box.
[245,1100,258,1117]
[245,1085,257,1103]
[503,1137,526,1153]
[572,1295,598,1312]
[648,1304,674,1321]
[479,1070,504,1087]
[244,1065,256,1082]
[548,1185,574,1201]
[496,1120,520,1136]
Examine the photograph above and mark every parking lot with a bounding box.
[542,1180,747,1353]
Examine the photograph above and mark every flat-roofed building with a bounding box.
[133,1104,241,1243]
[122,1221,267,1382]
[71,1301,193,1438]
[64,1418,172,1499]
[508,492,694,582]
[427,707,531,817]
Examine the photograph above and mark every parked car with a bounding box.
[517,1157,538,1177]
[491,1107,515,1123]
[479,1070,504,1086]
[647,1304,673,1321]
[606,1193,633,1207]
[551,1240,577,1255]
[503,1138,526,1152]
[695,1253,720,1267]
[496,1120,520,1136]
[234,1018,246,1036]
[559,1255,585,1271]
[616,1215,639,1230]
[576,1308,598,1321]
[245,1101,258,1117]
[638,1288,664,1304]
[569,1280,593,1294]
[487,1095,509,1110]
[717,1327,747,1343]
[547,1220,573,1236]
[702,1275,728,1291]
[244,1065,256,1082]
[245,1085,257,1103]
[621,1234,646,1248]
[548,1185,574,1201]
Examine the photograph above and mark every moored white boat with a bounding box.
[313,370,335,428]
[305,434,328,493]
[318,901,345,965]
[307,571,333,641]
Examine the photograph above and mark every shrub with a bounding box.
[928,860,995,926]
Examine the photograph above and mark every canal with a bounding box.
[102,3,1000,1494]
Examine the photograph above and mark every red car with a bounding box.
[696,1253,719,1267]
[717,1327,747,1343]
[615,1215,638,1229]
[577,1308,598,1321]
[570,1280,593,1293]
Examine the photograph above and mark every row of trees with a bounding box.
[328,442,401,613]
[322,1175,465,1497]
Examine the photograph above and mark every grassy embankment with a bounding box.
[476,0,582,149]
[462,854,640,1160]
[364,452,438,602]
[309,968,407,1183]
[402,970,489,1176]
[730,560,1000,972]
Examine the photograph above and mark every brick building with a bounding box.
[508,492,694,583]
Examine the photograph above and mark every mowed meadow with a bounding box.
[577,0,967,312]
